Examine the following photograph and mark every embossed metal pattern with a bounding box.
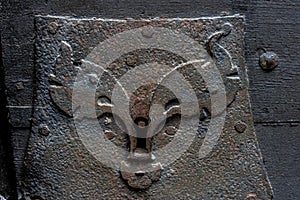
[21,15,272,199]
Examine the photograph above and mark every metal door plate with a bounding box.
[22,15,272,199]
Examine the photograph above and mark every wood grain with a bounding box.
[0,37,17,199]
[256,124,300,200]
[233,0,300,123]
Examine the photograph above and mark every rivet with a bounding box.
[15,82,24,90]
[259,51,279,71]
[48,22,58,34]
[38,124,50,136]
[234,121,247,133]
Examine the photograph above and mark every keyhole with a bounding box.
[134,117,149,151]
[136,138,146,149]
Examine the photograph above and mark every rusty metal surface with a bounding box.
[21,15,272,199]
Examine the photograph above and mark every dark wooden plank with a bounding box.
[0,36,17,199]
[10,128,31,182]
[233,0,300,123]
[6,107,32,128]
[255,123,300,200]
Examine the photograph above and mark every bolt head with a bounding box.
[235,121,247,133]
[15,82,24,90]
[38,125,50,136]
[259,52,279,71]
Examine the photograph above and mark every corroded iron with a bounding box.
[259,51,279,71]
[21,15,273,199]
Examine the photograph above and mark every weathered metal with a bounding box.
[259,51,279,71]
[20,15,273,199]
